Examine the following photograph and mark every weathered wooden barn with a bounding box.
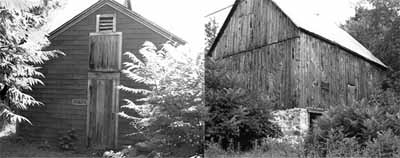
[208,0,388,111]
[18,0,185,149]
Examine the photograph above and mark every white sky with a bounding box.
[46,0,362,53]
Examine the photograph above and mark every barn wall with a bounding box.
[294,32,385,110]
[18,4,169,147]
[212,0,299,106]
[211,0,385,110]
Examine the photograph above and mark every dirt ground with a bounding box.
[0,136,98,157]
[0,123,199,158]
[0,123,97,158]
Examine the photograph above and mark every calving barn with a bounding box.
[18,0,185,149]
[209,0,388,111]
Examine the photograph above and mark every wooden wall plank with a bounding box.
[212,0,385,111]
[297,32,384,109]
[19,4,171,148]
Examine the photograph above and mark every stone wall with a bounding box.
[271,108,310,144]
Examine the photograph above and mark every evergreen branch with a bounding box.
[0,108,32,125]
[118,85,151,94]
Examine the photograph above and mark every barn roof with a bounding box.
[48,0,186,44]
[209,0,387,69]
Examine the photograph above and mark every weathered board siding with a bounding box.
[19,5,169,147]
[294,32,384,110]
[212,0,300,107]
[212,0,385,110]
[87,72,120,149]
[214,0,298,60]
[86,33,121,149]
[89,33,122,71]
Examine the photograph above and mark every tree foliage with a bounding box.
[205,58,282,151]
[0,0,62,124]
[119,41,204,156]
[204,18,218,52]
[342,0,400,70]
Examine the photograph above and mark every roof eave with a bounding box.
[48,0,186,45]
[298,27,388,70]
[207,0,241,57]
[207,0,388,70]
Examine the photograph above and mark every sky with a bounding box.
[45,0,363,53]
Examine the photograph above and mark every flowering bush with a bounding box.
[119,41,204,156]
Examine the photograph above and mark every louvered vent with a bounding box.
[96,14,116,32]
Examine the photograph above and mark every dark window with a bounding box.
[347,83,356,105]
[309,111,323,130]
[321,81,329,92]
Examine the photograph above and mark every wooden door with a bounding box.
[86,32,122,149]
[87,72,119,149]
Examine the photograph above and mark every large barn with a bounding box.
[18,0,185,149]
[208,0,388,112]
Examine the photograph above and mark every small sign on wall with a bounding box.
[72,99,87,105]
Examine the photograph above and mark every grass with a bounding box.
[205,134,400,158]
[204,139,304,158]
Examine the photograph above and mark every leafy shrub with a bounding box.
[363,129,400,157]
[306,89,400,156]
[58,129,78,151]
[382,70,400,93]
[119,42,204,157]
[205,58,282,151]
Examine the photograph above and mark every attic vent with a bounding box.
[96,14,116,32]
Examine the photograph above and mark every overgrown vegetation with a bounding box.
[206,0,400,156]
[205,58,282,151]
[58,129,78,151]
[118,41,204,157]
[0,0,62,124]
[342,0,400,71]
[206,89,400,157]
[0,135,92,157]
[305,89,400,157]
[204,18,218,52]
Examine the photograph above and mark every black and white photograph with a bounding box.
[0,0,399,157]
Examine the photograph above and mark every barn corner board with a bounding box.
[18,0,185,149]
[208,0,387,110]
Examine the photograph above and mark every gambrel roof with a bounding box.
[48,0,186,44]
[209,0,387,69]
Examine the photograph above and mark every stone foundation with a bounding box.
[271,108,310,144]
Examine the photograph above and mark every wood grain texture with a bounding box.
[18,4,170,148]
[89,32,122,72]
[296,32,384,109]
[211,0,385,111]
[212,0,299,108]
[87,73,120,149]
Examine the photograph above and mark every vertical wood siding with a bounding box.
[211,0,385,110]
[295,32,384,109]
[87,72,120,149]
[19,5,169,147]
[89,32,122,72]
[212,0,300,107]
[213,0,298,60]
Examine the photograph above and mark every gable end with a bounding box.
[49,0,186,45]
